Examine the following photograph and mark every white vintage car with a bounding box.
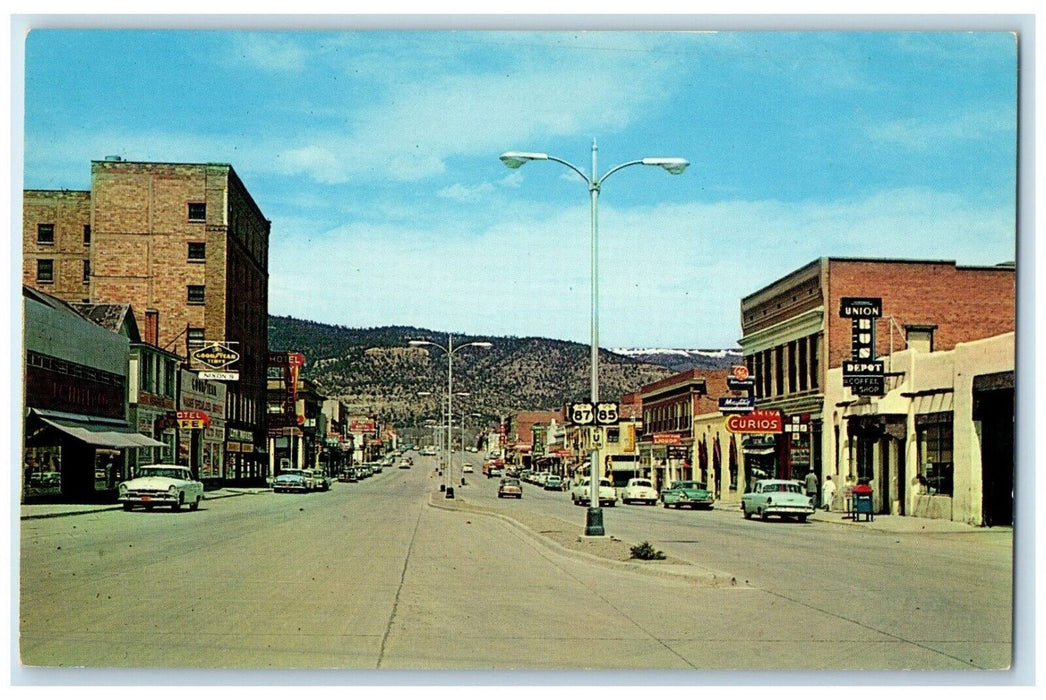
[570,477,617,507]
[620,478,659,505]
[117,464,204,512]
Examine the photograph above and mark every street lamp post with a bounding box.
[501,139,688,536]
[409,334,493,498]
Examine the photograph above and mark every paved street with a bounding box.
[18,453,1013,677]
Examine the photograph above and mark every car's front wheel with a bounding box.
[743,506,752,519]
[171,493,183,512]
[189,496,201,511]
[122,503,133,511]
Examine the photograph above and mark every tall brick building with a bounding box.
[23,159,271,483]
[737,257,1015,498]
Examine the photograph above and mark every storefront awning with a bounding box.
[30,409,166,448]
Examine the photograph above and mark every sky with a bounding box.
[15,21,1020,349]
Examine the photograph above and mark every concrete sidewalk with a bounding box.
[18,487,266,520]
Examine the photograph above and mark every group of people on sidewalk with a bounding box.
[804,469,873,513]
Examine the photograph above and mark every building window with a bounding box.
[141,353,156,393]
[809,333,820,390]
[83,225,91,245]
[164,359,177,397]
[188,242,206,261]
[187,327,205,356]
[906,325,936,354]
[917,413,953,496]
[188,202,207,222]
[787,340,798,394]
[187,285,205,305]
[82,259,90,284]
[37,223,55,245]
[798,337,809,392]
[36,259,54,283]
[774,345,784,398]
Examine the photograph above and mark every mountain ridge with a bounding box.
[267,315,740,427]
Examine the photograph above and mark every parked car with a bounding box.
[312,471,332,491]
[741,479,816,522]
[273,473,310,493]
[534,472,549,486]
[621,478,659,505]
[117,464,204,511]
[661,480,714,510]
[543,474,564,491]
[337,470,355,483]
[570,477,617,507]
[497,477,523,499]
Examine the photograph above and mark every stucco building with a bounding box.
[826,332,1014,526]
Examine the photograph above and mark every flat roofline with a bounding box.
[741,256,1013,305]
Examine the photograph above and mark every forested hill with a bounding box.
[267,315,735,426]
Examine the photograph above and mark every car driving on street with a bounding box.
[741,479,816,522]
[621,478,659,505]
[570,477,617,507]
[661,480,714,510]
[497,477,523,499]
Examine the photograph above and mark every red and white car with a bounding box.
[118,464,203,512]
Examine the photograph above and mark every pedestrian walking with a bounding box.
[822,474,837,511]
[804,469,819,509]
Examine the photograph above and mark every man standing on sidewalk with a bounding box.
[805,468,819,510]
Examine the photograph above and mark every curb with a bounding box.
[426,491,742,588]
[19,488,257,520]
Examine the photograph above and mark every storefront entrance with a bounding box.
[975,374,1014,527]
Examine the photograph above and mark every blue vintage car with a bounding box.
[661,480,714,510]
[741,479,815,522]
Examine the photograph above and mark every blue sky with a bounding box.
[18,27,1019,348]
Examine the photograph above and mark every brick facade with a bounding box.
[824,259,1015,371]
[22,189,92,301]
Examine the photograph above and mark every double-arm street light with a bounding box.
[409,335,493,498]
[500,139,688,536]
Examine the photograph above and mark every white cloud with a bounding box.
[867,109,1014,151]
[438,181,496,202]
[227,34,308,73]
[267,186,1015,348]
[251,35,682,185]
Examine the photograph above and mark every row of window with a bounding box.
[35,259,88,285]
[746,333,821,400]
[35,203,206,246]
[36,223,90,246]
[643,399,693,435]
[35,256,206,301]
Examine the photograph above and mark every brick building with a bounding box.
[737,257,1016,509]
[22,159,271,484]
[637,369,711,491]
[23,189,93,301]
